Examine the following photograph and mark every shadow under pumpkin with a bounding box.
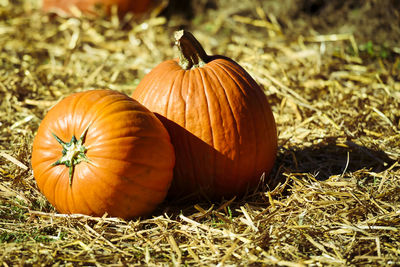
[274,137,396,180]
[149,121,395,216]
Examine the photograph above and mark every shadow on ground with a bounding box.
[154,137,397,217]
[275,137,396,180]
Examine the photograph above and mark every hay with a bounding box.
[1,0,399,265]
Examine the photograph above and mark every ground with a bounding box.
[0,0,399,266]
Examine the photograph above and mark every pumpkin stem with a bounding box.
[52,124,91,186]
[174,30,210,70]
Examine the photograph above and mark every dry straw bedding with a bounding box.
[1,0,400,266]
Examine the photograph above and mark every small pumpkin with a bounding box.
[132,30,278,200]
[42,0,152,16]
[31,89,175,219]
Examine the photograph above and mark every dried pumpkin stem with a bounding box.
[174,30,210,70]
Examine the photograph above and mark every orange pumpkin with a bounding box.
[42,0,152,16]
[132,31,278,200]
[31,90,175,218]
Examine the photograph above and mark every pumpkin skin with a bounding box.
[31,89,175,219]
[132,31,278,200]
[42,0,152,16]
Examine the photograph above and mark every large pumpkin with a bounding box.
[42,0,152,16]
[31,89,175,219]
[132,30,278,200]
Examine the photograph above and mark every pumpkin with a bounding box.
[31,89,175,219]
[132,30,277,200]
[42,0,152,16]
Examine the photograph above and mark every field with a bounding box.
[1,0,400,265]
